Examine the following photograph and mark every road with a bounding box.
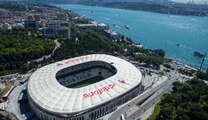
[124,64,192,120]
[7,83,27,120]
[34,39,61,63]
[127,80,173,120]
[105,76,168,120]
[105,61,192,120]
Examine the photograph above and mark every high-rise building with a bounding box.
[43,20,71,39]
[56,27,71,39]
[24,20,38,30]
[27,15,34,21]
[34,14,41,22]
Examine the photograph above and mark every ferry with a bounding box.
[194,51,204,58]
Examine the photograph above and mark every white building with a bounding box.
[104,30,119,40]
[97,23,109,30]
[76,23,97,29]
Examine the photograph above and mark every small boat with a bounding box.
[124,25,130,29]
[194,51,204,58]
[176,44,181,47]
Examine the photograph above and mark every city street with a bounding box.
[127,80,173,120]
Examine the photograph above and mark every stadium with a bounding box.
[27,54,143,120]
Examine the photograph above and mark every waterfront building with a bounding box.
[97,23,109,30]
[77,23,97,29]
[104,30,119,40]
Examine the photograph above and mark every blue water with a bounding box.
[57,4,208,70]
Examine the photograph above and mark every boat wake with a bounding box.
[104,17,111,20]
[180,45,194,51]
[113,24,119,28]
[191,18,197,21]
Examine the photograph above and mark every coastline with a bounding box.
[59,2,208,17]
[56,4,200,72]
[56,4,208,71]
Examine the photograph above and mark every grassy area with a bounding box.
[147,102,161,120]
[67,76,104,88]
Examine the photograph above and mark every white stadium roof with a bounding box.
[27,54,142,114]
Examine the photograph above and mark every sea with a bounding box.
[56,4,208,70]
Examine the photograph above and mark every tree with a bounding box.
[0,29,54,75]
[0,65,4,71]
[196,71,207,80]
[150,78,208,120]
[175,108,190,120]
[155,49,166,57]
[188,104,208,120]
[172,81,183,92]
[173,94,182,107]
[157,105,175,120]
[20,63,31,73]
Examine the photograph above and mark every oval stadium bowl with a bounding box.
[27,54,142,120]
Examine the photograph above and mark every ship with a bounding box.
[124,25,130,29]
[194,51,204,58]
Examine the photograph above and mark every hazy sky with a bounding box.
[171,0,208,4]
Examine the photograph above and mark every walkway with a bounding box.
[7,83,27,120]
[34,39,61,63]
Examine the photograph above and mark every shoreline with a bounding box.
[56,3,208,18]
[55,2,208,17]
[56,4,208,71]
[166,57,198,70]
[57,4,200,73]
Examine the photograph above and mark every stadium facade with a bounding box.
[27,54,143,120]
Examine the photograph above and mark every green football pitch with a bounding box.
[67,76,104,88]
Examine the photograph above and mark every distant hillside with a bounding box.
[71,1,208,16]
[0,0,170,3]
[1,0,208,16]
[0,0,207,4]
